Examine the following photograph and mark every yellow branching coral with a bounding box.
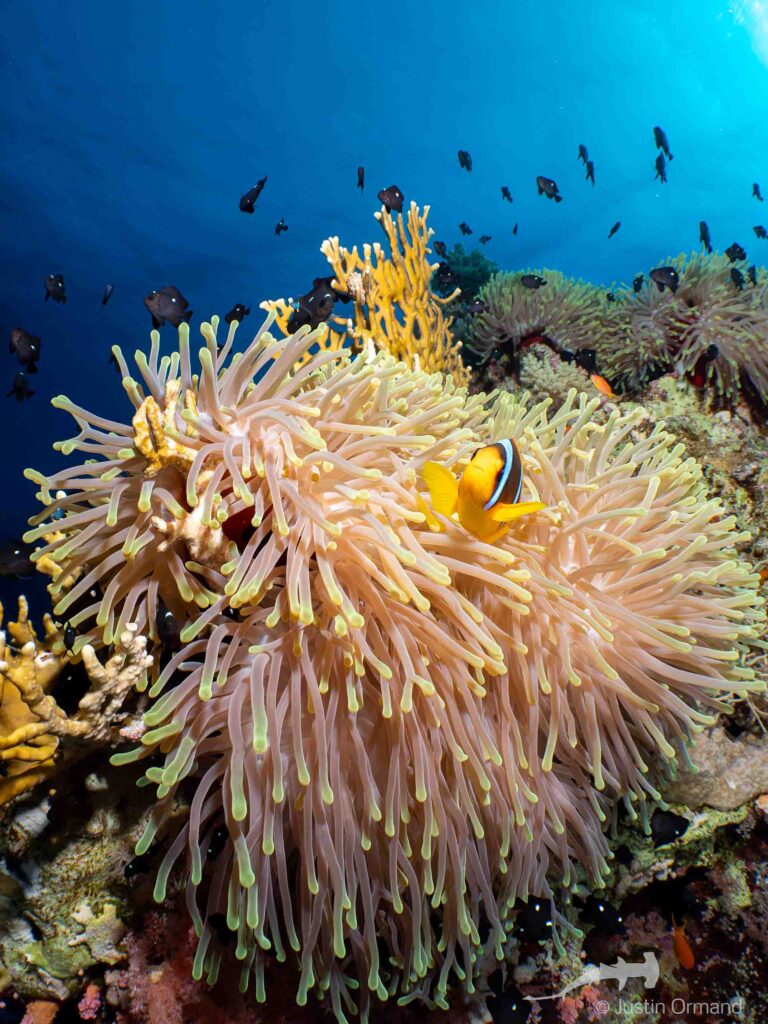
[24,313,764,1021]
[0,596,152,806]
[320,201,468,383]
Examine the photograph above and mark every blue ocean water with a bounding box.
[2,0,768,573]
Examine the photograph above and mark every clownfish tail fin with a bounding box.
[422,461,459,516]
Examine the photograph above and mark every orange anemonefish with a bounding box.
[590,372,615,398]
[421,439,545,543]
[672,918,695,970]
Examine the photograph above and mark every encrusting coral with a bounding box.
[262,202,467,382]
[20,306,765,1021]
[0,596,152,806]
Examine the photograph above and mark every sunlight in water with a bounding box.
[732,0,768,64]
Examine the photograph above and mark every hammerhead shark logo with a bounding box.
[526,952,660,1002]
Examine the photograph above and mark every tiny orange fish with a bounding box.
[673,918,695,969]
[590,372,615,398]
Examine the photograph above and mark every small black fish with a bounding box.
[63,622,77,653]
[654,153,667,184]
[725,242,747,262]
[144,286,193,329]
[653,125,673,161]
[585,160,595,186]
[608,221,621,239]
[731,267,745,291]
[459,222,473,235]
[513,899,552,942]
[606,291,616,301]
[208,912,235,947]
[649,266,679,293]
[0,539,34,577]
[749,264,758,286]
[124,853,153,879]
[512,222,518,235]
[633,274,644,293]
[433,263,457,291]
[224,304,251,325]
[576,894,625,934]
[274,218,288,236]
[577,144,589,165]
[521,274,546,289]
[699,221,712,253]
[536,175,562,202]
[489,988,529,1024]
[457,149,472,172]
[465,300,486,314]
[155,598,181,650]
[574,348,597,372]
[501,185,513,203]
[239,176,268,213]
[207,824,228,861]
[753,182,764,202]
[44,273,66,303]
[433,240,448,259]
[479,234,492,244]
[101,284,114,306]
[377,184,403,213]
[7,372,34,402]
[9,328,41,373]
[357,166,364,192]
[288,277,340,334]
[753,225,768,239]
[651,808,689,847]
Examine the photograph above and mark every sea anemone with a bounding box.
[601,253,768,400]
[469,270,610,362]
[24,313,764,1021]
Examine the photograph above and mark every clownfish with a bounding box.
[672,917,695,970]
[421,439,545,543]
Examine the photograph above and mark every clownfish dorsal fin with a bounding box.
[422,461,459,516]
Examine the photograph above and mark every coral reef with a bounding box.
[469,253,768,406]
[261,202,468,382]
[0,598,151,805]
[604,253,768,400]
[0,780,144,1001]
[469,269,611,364]
[431,243,498,300]
[319,201,469,382]
[18,307,764,1021]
